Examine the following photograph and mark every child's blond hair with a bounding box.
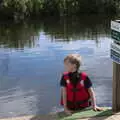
[64,54,82,70]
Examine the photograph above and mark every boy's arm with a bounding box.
[61,87,73,115]
[88,87,103,111]
[88,87,96,108]
[61,87,67,108]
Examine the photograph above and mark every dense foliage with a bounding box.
[0,0,119,20]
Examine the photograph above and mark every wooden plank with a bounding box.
[113,62,117,112]
[112,62,120,112]
[116,63,120,111]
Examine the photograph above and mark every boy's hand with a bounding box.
[93,105,104,111]
[64,107,73,115]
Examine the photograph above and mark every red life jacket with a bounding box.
[61,72,90,109]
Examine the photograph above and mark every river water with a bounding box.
[0,15,113,118]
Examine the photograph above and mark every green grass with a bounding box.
[57,107,113,120]
[29,107,113,120]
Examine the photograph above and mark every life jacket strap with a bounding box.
[75,99,89,105]
[67,99,89,106]
[71,88,81,92]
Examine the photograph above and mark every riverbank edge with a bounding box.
[0,113,120,120]
[0,108,120,120]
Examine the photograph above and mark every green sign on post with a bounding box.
[111,30,120,42]
[111,20,120,43]
[111,42,120,64]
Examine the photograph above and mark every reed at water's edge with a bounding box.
[0,0,119,21]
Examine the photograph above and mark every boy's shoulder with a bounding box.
[62,71,89,78]
[80,71,87,74]
[62,72,69,75]
[79,71,88,76]
[62,71,88,75]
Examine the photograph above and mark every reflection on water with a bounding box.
[0,15,113,118]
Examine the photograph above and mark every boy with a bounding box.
[60,54,103,115]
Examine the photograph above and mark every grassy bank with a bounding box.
[0,107,113,120]
[0,0,119,20]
